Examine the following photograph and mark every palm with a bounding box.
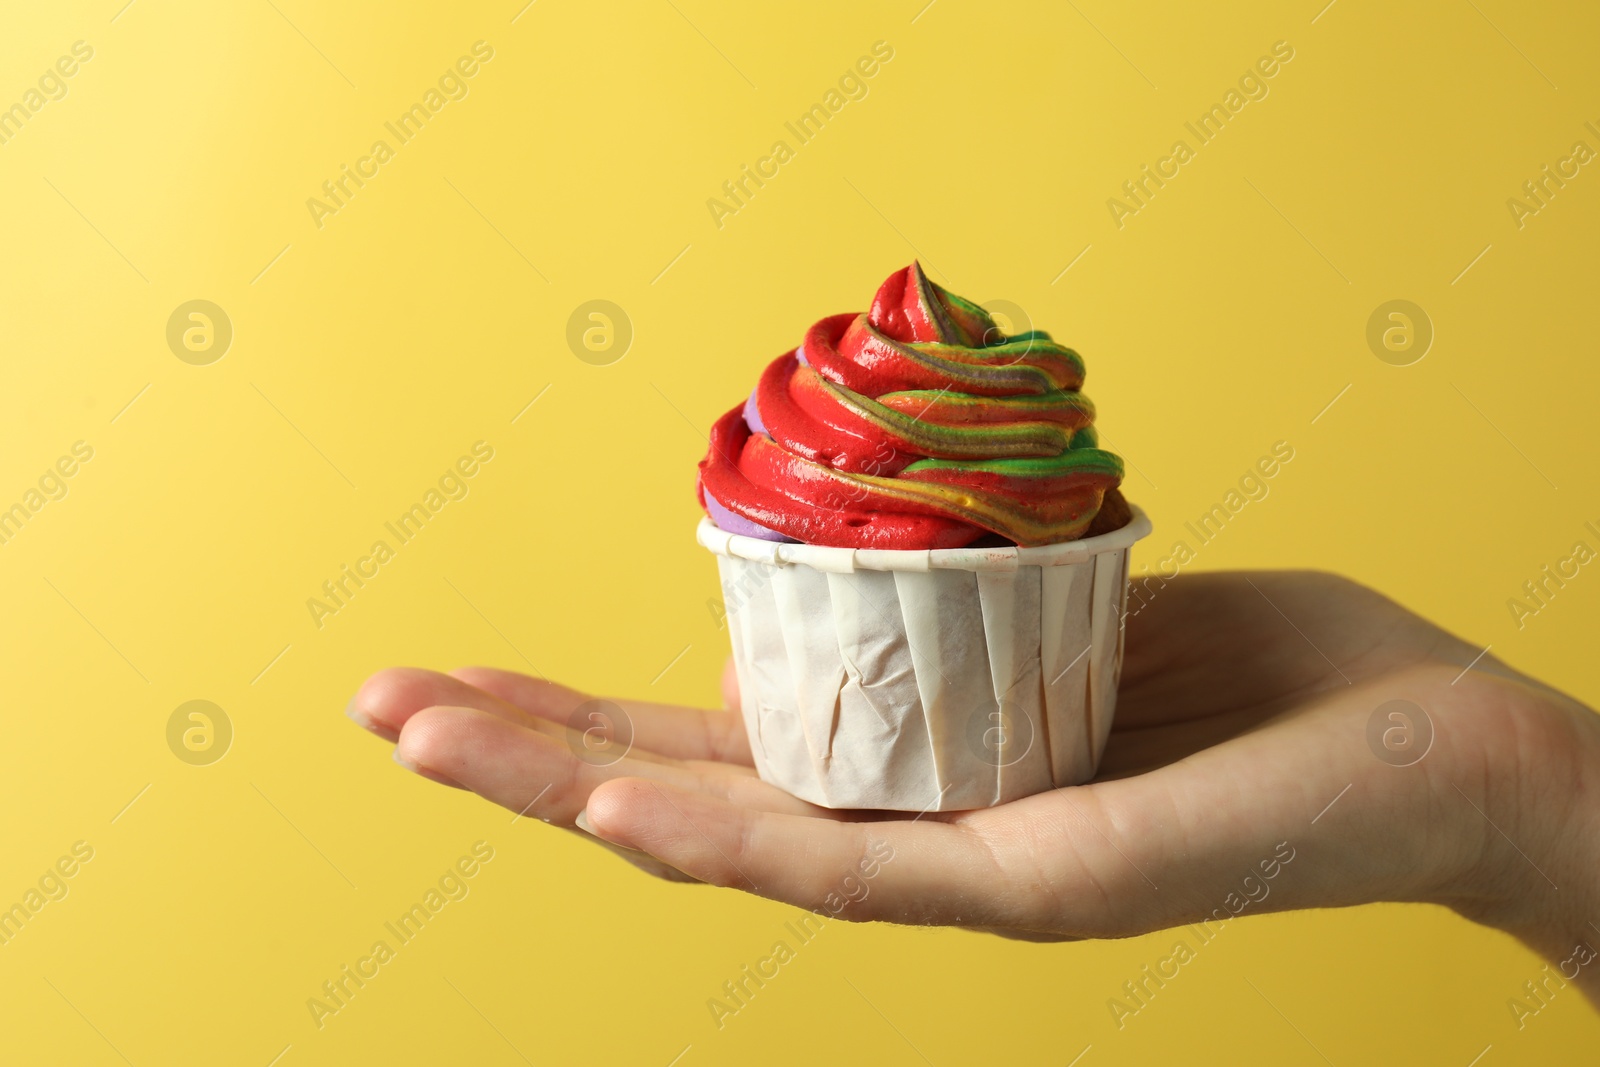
[350,570,1586,940]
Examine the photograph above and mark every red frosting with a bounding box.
[697,264,1125,549]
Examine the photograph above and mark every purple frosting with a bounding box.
[705,488,793,542]
[705,386,797,542]
[743,347,804,435]
[742,388,766,435]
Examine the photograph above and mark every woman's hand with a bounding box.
[346,570,1600,992]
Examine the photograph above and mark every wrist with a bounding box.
[1440,676,1600,998]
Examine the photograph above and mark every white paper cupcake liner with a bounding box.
[698,506,1152,811]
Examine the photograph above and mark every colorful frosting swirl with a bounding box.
[697,263,1128,550]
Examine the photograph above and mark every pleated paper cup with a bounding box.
[698,506,1152,811]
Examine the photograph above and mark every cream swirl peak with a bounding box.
[697,263,1128,549]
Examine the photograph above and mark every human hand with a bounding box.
[347,570,1600,995]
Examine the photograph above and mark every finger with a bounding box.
[449,665,753,766]
[583,778,1037,928]
[394,705,818,826]
[574,811,702,884]
[350,667,678,770]
[381,693,705,883]
[350,667,558,741]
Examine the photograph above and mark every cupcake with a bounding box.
[697,263,1149,811]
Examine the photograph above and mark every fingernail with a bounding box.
[346,697,373,729]
[574,810,650,857]
[575,809,623,844]
[392,748,467,789]
[347,698,399,742]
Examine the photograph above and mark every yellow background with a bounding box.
[3,0,1597,1062]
